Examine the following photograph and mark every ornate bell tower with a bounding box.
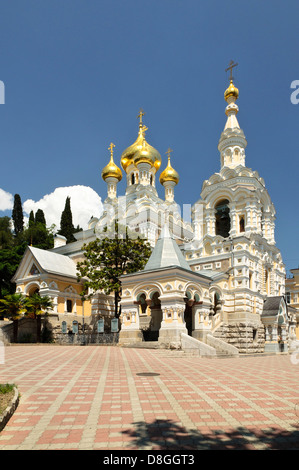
[218,61,247,169]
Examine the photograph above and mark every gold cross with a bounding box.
[225,60,238,81]
[108,142,115,158]
[166,148,173,159]
[137,108,145,123]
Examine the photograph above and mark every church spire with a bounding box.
[218,61,247,169]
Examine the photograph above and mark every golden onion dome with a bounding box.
[133,134,162,170]
[120,129,143,172]
[224,79,239,101]
[159,151,179,186]
[101,143,122,182]
[120,113,161,172]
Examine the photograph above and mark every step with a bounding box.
[121,341,161,349]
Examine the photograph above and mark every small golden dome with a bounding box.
[224,79,239,101]
[102,143,122,182]
[159,152,179,186]
[120,113,161,172]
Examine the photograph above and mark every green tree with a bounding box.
[58,197,76,243]
[0,293,27,342]
[0,244,26,298]
[12,194,24,236]
[24,221,54,250]
[25,293,53,343]
[28,210,35,228]
[77,224,152,317]
[35,209,46,227]
[0,216,14,249]
[24,209,54,250]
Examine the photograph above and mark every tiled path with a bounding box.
[0,345,299,450]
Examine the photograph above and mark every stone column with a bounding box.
[137,162,151,186]
[118,305,143,345]
[106,176,118,199]
[191,303,212,343]
[229,203,237,237]
[206,209,215,236]
[158,300,187,348]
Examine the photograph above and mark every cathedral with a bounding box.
[9,72,298,355]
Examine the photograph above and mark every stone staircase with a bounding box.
[120,332,239,358]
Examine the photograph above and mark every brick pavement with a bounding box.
[0,345,299,450]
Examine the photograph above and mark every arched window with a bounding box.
[138,293,147,313]
[215,199,230,238]
[150,174,153,185]
[239,215,245,233]
[131,173,135,185]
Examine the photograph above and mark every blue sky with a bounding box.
[0,0,298,273]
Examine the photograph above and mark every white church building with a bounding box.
[9,72,296,355]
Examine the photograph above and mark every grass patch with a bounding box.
[0,383,14,394]
[0,383,16,414]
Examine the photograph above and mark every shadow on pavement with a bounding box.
[122,419,299,450]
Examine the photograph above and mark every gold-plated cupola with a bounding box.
[159,148,179,186]
[102,143,122,182]
[120,109,161,172]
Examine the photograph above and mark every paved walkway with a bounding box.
[0,345,299,450]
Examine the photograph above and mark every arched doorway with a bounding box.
[27,285,39,297]
[184,291,193,336]
[143,291,162,341]
[212,292,221,315]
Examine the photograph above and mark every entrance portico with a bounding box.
[118,226,213,347]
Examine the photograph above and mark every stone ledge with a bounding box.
[0,386,19,432]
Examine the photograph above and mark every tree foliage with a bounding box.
[24,220,54,250]
[0,293,27,341]
[0,293,54,342]
[77,224,152,317]
[58,196,76,243]
[0,244,26,297]
[12,194,24,236]
[35,209,46,226]
[0,216,14,249]
[25,293,54,342]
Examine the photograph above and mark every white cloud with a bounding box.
[23,186,103,230]
[0,188,13,211]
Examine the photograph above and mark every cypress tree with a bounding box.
[58,197,76,243]
[12,194,24,236]
[29,210,35,227]
[35,209,46,227]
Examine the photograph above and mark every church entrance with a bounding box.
[184,291,195,336]
[142,291,162,341]
[184,302,193,336]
